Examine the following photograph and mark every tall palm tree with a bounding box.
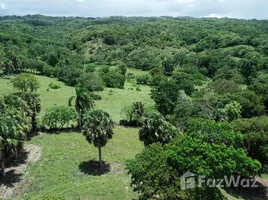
[82,109,114,167]
[69,86,95,130]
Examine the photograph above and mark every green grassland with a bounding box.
[0,73,153,122]
[0,75,75,117]
[22,127,143,200]
[95,81,154,122]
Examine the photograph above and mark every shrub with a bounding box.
[126,73,135,80]
[136,74,149,85]
[136,87,141,91]
[100,68,125,89]
[90,93,102,100]
[41,106,77,130]
[49,82,61,89]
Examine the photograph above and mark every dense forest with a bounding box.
[0,15,268,199]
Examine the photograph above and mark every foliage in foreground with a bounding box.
[127,120,261,200]
[0,96,30,176]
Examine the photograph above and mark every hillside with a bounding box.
[0,15,268,200]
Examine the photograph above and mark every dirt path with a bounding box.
[0,144,42,199]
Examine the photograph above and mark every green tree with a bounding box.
[239,58,257,85]
[0,106,30,176]
[17,92,41,133]
[233,90,265,118]
[69,86,95,130]
[162,57,174,76]
[127,132,261,200]
[151,79,179,116]
[139,112,179,146]
[82,109,114,167]
[78,73,104,93]
[172,72,195,96]
[232,116,268,172]
[42,106,77,130]
[11,73,40,92]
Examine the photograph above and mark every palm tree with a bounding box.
[139,112,179,146]
[69,86,95,130]
[82,109,114,167]
[0,108,29,176]
[18,92,41,133]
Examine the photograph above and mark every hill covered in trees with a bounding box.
[1,15,268,199]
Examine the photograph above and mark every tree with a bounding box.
[151,79,179,116]
[208,79,241,95]
[0,105,30,176]
[120,102,146,126]
[101,70,125,89]
[69,86,95,130]
[187,118,244,148]
[223,101,242,122]
[172,72,195,96]
[162,57,174,76]
[127,133,261,200]
[232,116,268,172]
[17,92,41,133]
[11,73,40,92]
[239,58,257,85]
[139,112,179,146]
[82,109,114,167]
[126,143,181,200]
[41,106,77,130]
[78,73,104,93]
[233,90,265,118]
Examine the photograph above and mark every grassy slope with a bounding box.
[0,73,149,199]
[0,72,153,122]
[22,127,143,200]
[0,75,75,117]
[95,81,154,122]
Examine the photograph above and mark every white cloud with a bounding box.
[0,2,7,10]
[203,13,230,18]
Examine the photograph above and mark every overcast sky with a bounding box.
[0,0,267,19]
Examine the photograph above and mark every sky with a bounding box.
[0,0,267,19]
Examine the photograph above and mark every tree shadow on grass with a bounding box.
[79,160,110,176]
[225,180,268,200]
[6,150,29,168]
[0,149,29,187]
[0,170,23,187]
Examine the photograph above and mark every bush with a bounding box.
[126,73,135,80]
[90,93,102,100]
[49,82,61,89]
[41,106,77,130]
[136,74,149,85]
[78,73,104,92]
[100,67,125,89]
[136,87,141,91]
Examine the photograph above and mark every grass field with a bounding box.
[0,75,75,117]
[0,73,153,121]
[19,127,143,200]
[95,82,154,122]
